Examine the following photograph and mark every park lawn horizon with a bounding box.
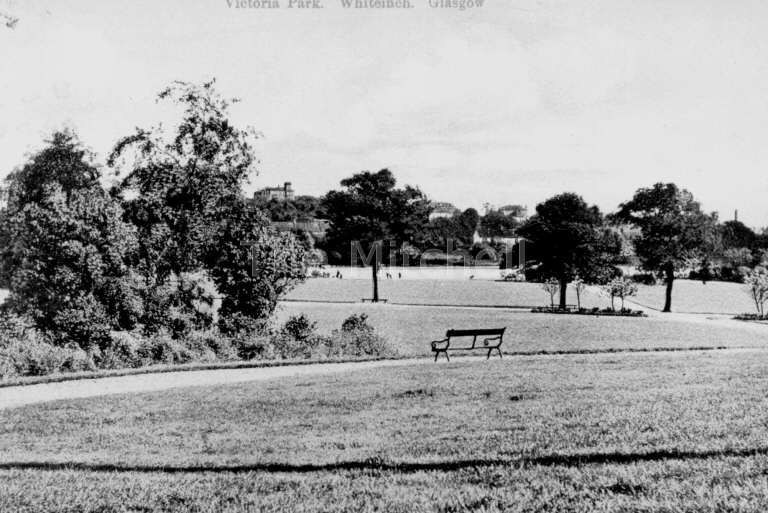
[286,278,612,309]
[2,349,768,511]
[275,302,767,356]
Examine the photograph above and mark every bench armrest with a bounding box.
[430,338,449,350]
[482,336,502,346]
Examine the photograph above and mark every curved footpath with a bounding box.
[1,303,764,411]
[0,357,436,411]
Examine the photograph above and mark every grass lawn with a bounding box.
[276,302,766,356]
[632,280,756,314]
[286,278,612,309]
[2,349,768,511]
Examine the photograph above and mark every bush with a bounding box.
[50,296,113,351]
[0,329,94,379]
[97,331,143,369]
[136,332,195,366]
[281,314,317,342]
[326,314,397,358]
[187,330,238,361]
[341,313,374,334]
[232,333,276,361]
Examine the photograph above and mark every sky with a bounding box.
[1,0,767,227]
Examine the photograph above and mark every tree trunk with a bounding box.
[559,279,568,310]
[371,257,379,303]
[663,264,674,313]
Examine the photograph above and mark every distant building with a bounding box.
[255,182,295,202]
[498,204,528,223]
[429,202,460,221]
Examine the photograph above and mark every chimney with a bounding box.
[735,209,739,222]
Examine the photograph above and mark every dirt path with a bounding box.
[0,357,439,411]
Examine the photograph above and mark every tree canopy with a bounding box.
[612,183,717,312]
[517,193,621,309]
[321,169,430,301]
[0,131,138,349]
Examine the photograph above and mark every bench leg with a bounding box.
[496,347,502,359]
[487,348,493,360]
[434,350,449,362]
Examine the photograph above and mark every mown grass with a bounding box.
[2,349,768,511]
[632,279,754,314]
[276,302,765,356]
[286,278,611,309]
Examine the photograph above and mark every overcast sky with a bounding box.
[1,0,767,226]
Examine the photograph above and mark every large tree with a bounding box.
[109,80,304,333]
[613,183,717,312]
[0,131,138,349]
[321,169,430,302]
[517,193,620,309]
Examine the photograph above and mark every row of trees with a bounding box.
[505,185,720,312]
[0,81,307,351]
[317,172,731,312]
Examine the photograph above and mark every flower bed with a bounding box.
[733,313,768,322]
[531,306,646,317]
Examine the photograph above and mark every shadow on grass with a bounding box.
[2,447,767,474]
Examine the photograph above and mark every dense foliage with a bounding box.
[613,183,718,312]
[517,193,621,309]
[0,131,138,350]
[321,169,430,301]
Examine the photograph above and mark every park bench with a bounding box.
[430,328,506,362]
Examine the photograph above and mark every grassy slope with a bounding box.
[2,349,768,511]
[275,302,764,356]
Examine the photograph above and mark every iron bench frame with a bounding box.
[430,328,506,362]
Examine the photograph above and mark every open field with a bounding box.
[276,302,766,356]
[290,277,761,316]
[632,279,756,314]
[287,278,612,309]
[2,349,768,511]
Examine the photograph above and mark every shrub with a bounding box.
[136,332,195,366]
[280,314,317,342]
[341,313,374,334]
[50,296,113,351]
[232,333,276,361]
[0,329,94,379]
[187,330,238,361]
[326,314,396,358]
[97,331,143,369]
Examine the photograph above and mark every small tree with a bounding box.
[541,278,559,308]
[604,277,638,311]
[572,277,586,310]
[744,267,768,317]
